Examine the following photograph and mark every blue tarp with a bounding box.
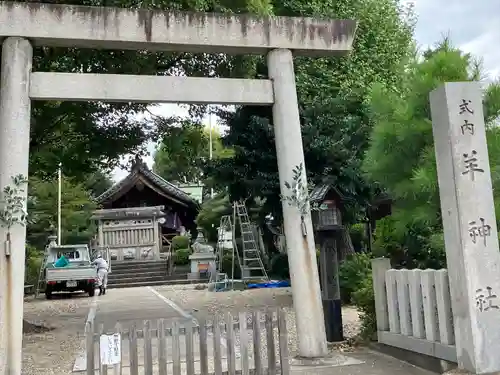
[247,280,290,289]
[54,255,69,268]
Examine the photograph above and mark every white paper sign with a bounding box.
[99,333,121,365]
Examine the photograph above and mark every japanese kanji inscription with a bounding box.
[431,82,500,374]
[476,287,499,312]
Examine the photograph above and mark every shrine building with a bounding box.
[91,157,200,261]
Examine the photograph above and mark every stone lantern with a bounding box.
[310,183,345,343]
[189,227,216,280]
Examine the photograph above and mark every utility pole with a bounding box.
[57,162,62,245]
[209,106,214,199]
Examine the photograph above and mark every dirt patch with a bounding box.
[23,320,53,334]
[22,294,92,375]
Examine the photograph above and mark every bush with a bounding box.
[174,248,190,265]
[222,253,241,279]
[269,253,290,279]
[25,244,43,286]
[339,252,372,304]
[372,216,446,270]
[352,275,376,340]
[172,236,190,251]
[350,223,367,252]
[195,193,232,242]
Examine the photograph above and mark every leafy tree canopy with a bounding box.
[27,177,98,249]
[362,40,500,268]
[153,119,234,184]
[82,170,114,198]
[208,0,415,223]
[27,0,272,182]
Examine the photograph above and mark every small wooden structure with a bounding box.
[310,183,346,342]
[309,183,344,232]
[91,206,165,261]
[92,157,199,261]
[84,308,290,375]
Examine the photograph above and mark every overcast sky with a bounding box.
[411,0,500,78]
[111,0,500,181]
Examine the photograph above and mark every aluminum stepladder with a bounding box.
[233,201,269,282]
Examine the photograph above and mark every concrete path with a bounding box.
[76,348,436,375]
[289,350,436,375]
[93,286,192,332]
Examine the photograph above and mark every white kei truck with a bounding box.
[43,244,98,299]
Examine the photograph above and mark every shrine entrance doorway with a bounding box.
[0,2,356,366]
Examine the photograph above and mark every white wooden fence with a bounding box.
[372,258,456,362]
[85,308,289,375]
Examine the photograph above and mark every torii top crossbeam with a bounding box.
[0,2,356,56]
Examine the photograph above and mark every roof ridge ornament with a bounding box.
[131,154,147,170]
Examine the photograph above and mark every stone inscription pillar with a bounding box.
[0,37,33,375]
[267,48,327,357]
[430,82,500,374]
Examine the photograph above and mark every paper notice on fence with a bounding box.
[99,333,121,365]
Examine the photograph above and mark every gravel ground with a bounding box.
[22,293,92,375]
[21,285,361,374]
[154,284,361,357]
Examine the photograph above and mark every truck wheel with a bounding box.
[45,287,53,300]
[88,285,96,297]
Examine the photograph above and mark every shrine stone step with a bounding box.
[109,274,183,286]
[110,265,166,276]
[111,260,167,272]
[108,270,167,280]
[107,278,207,289]
[107,260,194,289]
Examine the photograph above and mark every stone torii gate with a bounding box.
[0,2,356,373]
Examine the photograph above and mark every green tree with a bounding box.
[207,0,415,246]
[83,170,114,198]
[195,192,232,242]
[27,177,97,249]
[153,119,233,183]
[27,0,272,182]
[363,41,500,269]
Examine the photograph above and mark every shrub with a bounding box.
[352,274,377,340]
[269,253,290,279]
[222,253,241,279]
[339,252,372,304]
[172,236,190,251]
[25,244,43,286]
[174,248,190,265]
[195,193,232,242]
[350,223,367,252]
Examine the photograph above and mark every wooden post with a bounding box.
[153,216,160,260]
[198,318,209,375]
[129,323,138,375]
[371,258,391,333]
[213,316,223,375]
[277,308,290,375]
[144,320,153,375]
[85,321,95,375]
[265,310,276,375]
[252,311,263,375]
[158,319,167,375]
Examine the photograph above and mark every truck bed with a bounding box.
[46,267,96,282]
